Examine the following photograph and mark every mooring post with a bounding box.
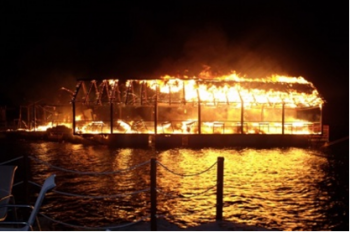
[150,158,157,231]
[216,157,224,221]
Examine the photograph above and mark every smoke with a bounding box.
[6,17,303,107]
[154,23,298,79]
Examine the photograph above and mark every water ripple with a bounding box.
[21,142,346,230]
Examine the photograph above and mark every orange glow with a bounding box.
[141,72,323,107]
[75,115,83,121]
[22,70,324,136]
[17,122,73,134]
[71,71,324,135]
[156,147,328,230]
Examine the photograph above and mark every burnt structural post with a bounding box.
[320,105,323,135]
[27,105,30,130]
[33,104,36,131]
[197,88,201,134]
[72,101,76,134]
[240,100,244,134]
[140,82,144,105]
[154,86,158,135]
[110,102,114,134]
[182,81,186,105]
[282,103,285,135]
[169,85,171,105]
[216,157,224,221]
[237,90,244,134]
[72,81,82,135]
[109,81,116,134]
[150,158,157,231]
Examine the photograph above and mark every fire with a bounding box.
[116,120,133,133]
[75,115,83,121]
[142,72,323,108]
[18,122,72,132]
[15,69,325,138]
[66,70,325,136]
[35,123,55,132]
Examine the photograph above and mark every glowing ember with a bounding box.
[75,115,83,121]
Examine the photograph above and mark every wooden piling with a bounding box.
[216,157,224,221]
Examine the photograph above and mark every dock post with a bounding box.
[150,158,157,230]
[216,157,224,221]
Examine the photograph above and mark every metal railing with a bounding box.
[1,155,225,231]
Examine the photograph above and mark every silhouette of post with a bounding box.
[216,157,224,221]
[110,102,114,134]
[150,158,157,230]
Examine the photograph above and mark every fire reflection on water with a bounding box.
[28,142,333,230]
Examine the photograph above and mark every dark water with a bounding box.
[1,139,348,230]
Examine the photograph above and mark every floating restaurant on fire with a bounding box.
[68,72,328,148]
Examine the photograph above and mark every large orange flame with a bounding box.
[21,70,325,136]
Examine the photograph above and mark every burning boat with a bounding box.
[67,71,328,148]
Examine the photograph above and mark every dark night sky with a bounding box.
[1,1,349,138]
